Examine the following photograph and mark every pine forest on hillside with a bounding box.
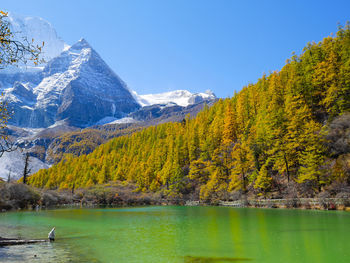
[28,24,350,201]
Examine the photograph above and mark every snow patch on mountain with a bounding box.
[95,117,137,126]
[133,89,216,107]
[47,119,69,129]
[0,149,49,180]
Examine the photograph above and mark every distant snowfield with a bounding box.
[0,149,49,180]
[132,90,216,107]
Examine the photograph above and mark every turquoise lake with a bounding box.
[0,206,349,262]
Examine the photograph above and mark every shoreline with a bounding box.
[185,198,350,211]
[2,181,350,213]
[2,197,350,213]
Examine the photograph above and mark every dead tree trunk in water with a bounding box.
[0,237,47,246]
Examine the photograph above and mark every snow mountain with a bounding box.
[0,38,140,128]
[0,12,216,129]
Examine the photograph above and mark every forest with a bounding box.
[28,24,350,202]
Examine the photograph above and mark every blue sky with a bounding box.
[2,0,350,98]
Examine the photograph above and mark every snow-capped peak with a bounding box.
[0,35,140,128]
[133,89,216,107]
[1,12,69,73]
[70,38,91,51]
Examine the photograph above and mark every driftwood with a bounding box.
[0,237,47,246]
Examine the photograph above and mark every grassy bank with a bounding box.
[214,198,350,211]
[0,181,179,211]
[2,180,350,212]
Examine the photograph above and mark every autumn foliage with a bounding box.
[28,24,350,200]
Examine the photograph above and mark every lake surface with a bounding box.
[0,206,349,262]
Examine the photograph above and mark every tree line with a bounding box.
[28,24,350,201]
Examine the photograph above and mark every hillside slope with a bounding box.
[29,24,350,201]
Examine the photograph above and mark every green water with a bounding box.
[0,206,349,263]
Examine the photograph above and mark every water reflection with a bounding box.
[177,207,350,263]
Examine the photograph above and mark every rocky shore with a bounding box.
[186,198,350,211]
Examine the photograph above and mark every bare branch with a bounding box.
[0,11,43,158]
[0,11,44,69]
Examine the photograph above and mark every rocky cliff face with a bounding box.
[0,39,140,128]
